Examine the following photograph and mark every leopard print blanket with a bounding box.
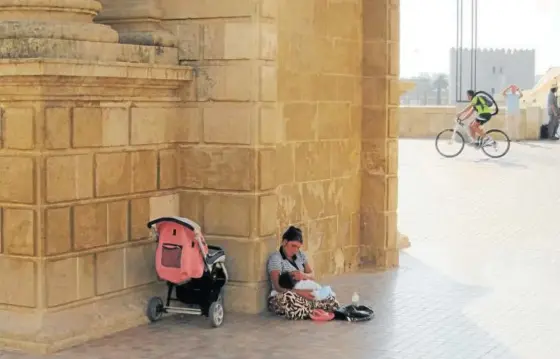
[268,291,340,320]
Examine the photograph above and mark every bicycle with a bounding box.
[435,117,511,158]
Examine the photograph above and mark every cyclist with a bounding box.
[457,89,496,147]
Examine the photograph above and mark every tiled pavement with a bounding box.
[3,139,560,359]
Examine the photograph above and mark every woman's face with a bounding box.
[282,240,301,258]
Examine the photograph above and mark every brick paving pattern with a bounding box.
[3,139,559,359]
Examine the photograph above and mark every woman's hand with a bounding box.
[294,289,315,301]
[290,271,305,281]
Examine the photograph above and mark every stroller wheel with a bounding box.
[209,301,224,328]
[146,296,164,322]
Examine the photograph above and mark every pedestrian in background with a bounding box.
[547,84,559,140]
[501,84,523,140]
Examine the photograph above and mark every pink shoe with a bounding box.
[310,309,334,321]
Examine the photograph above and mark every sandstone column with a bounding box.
[96,0,176,47]
[0,0,119,58]
[361,0,400,267]
[160,0,279,313]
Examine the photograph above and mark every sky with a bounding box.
[400,0,560,77]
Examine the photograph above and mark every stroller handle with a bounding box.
[146,217,195,231]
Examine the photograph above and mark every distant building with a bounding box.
[449,48,536,104]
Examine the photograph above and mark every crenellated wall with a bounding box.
[399,106,542,139]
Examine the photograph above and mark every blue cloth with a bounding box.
[313,286,335,301]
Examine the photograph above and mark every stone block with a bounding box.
[95,152,131,197]
[45,108,71,149]
[45,207,71,255]
[131,151,158,193]
[203,194,255,237]
[96,248,125,295]
[202,104,253,145]
[307,216,338,255]
[158,149,178,189]
[0,156,35,204]
[317,103,351,140]
[261,0,278,18]
[149,194,179,220]
[197,64,255,102]
[313,74,338,102]
[107,201,128,244]
[73,108,102,147]
[301,180,332,221]
[260,22,277,59]
[259,105,281,144]
[258,148,276,190]
[331,140,360,178]
[260,65,277,101]
[277,183,302,227]
[179,191,203,224]
[361,173,387,214]
[130,197,150,240]
[46,257,78,307]
[0,257,36,307]
[294,142,330,182]
[223,281,269,313]
[45,154,93,203]
[125,243,157,288]
[363,41,388,77]
[3,107,35,149]
[77,255,95,300]
[73,203,107,250]
[169,107,201,143]
[172,22,201,60]
[284,102,317,141]
[388,107,399,138]
[363,1,387,41]
[259,194,277,236]
[206,236,276,283]
[275,143,294,185]
[363,77,387,107]
[362,139,387,176]
[387,139,398,175]
[101,107,129,147]
[179,146,256,191]
[2,208,35,256]
[387,175,398,212]
[130,108,167,145]
[164,0,256,19]
[203,21,255,59]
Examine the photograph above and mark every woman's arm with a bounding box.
[302,262,315,280]
[269,270,287,293]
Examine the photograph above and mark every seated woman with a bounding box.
[267,226,339,320]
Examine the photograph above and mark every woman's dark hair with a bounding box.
[466,89,475,97]
[282,226,303,243]
[278,272,296,289]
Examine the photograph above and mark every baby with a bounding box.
[278,272,336,301]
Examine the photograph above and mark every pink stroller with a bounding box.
[145,216,228,327]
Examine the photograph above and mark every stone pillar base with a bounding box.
[0,284,161,354]
[0,59,191,354]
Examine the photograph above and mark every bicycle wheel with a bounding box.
[435,129,465,158]
[482,129,511,158]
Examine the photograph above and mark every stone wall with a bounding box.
[275,1,362,278]
[161,0,279,314]
[399,106,543,139]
